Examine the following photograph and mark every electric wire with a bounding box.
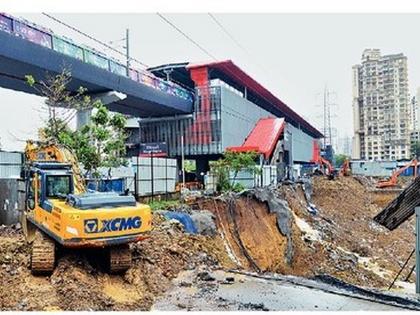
[41,13,195,93]
[207,13,276,81]
[156,13,218,61]
[40,12,318,135]
[155,13,318,134]
[41,12,149,69]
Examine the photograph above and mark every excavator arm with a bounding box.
[320,157,335,179]
[339,159,350,176]
[376,159,418,188]
[310,140,335,179]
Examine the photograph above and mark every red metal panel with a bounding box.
[228,118,285,160]
[190,66,209,86]
[188,67,211,145]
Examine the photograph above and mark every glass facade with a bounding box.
[139,86,222,157]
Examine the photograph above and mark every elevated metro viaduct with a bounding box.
[126,60,323,182]
[0,13,193,117]
[0,13,322,182]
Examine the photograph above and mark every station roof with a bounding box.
[187,60,323,139]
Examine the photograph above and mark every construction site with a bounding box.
[2,12,420,312]
[1,173,420,311]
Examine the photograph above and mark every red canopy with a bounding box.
[228,117,285,160]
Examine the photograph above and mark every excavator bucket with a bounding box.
[21,211,37,243]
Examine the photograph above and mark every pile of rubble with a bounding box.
[0,175,416,311]
[0,213,232,311]
[197,176,414,288]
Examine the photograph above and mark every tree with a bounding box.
[412,141,420,159]
[334,154,350,167]
[25,69,92,141]
[212,150,260,192]
[26,69,128,176]
[60,102,128,176]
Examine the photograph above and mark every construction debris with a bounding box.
[0,213,233,311]
[374,176,420,230]
[0,175,417,310]
[198,176,414,288]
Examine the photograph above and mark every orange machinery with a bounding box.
[339,159,351,176]
[310,140,335,179]
[376,159,418,188]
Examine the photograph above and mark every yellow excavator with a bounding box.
[22,140,152,274]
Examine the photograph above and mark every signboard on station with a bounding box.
[139,142,168,157]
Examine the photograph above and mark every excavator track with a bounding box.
[31,230,56,275]
[109,244,131,273]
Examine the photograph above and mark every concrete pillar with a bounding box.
[76,109,92,130]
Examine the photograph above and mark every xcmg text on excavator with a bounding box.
[21,140,152,274]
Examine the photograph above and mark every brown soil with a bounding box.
[0,175,415,310]
[198,176,415,289]
[198,196,312,277]
[283,176,414,288]
[0,215,232,311]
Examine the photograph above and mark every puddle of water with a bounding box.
[393,281,415,294]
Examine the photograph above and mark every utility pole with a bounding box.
[323,86,327,149]
[181,134,185,188]
[318,86,338,151]
[125,28,130,76]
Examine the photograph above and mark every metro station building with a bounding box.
[127,60,323,180]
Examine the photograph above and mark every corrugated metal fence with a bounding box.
[0,151,24,225]
[0,151,23,178]
[132,157,177,196]
[205,165,278,190]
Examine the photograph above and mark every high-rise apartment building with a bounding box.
[352,49,411,161]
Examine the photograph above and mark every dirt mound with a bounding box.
[1,176,415,310]
[0,214,232,311]
[198,176,414,289]
[282,176,414,288]
[198,193,313,277]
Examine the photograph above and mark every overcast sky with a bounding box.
[1,13,420,151]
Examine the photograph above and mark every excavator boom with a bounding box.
[310,140,335,179]
[339,159,350,176]
[24,140,86,194]
[376,159,418,188]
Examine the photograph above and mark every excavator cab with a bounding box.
[26,163,73,207]
[22,163,74,242]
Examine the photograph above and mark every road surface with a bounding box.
[152,270,410,311]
